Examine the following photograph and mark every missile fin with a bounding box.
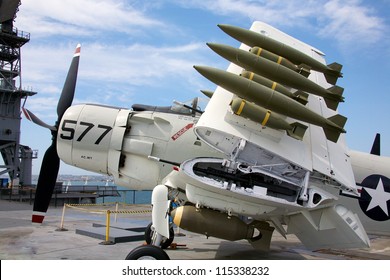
[328,85,344,98]
[327,114,347,130]
[323,85,344,110]
[324,62,343,85]
[287,122,308,141]
[323,97,339,111]
[323,127,342,143]
[322,114,347,143]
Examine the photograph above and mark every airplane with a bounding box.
[23,21,390,260]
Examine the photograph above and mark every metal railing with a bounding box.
[0,187,152,206]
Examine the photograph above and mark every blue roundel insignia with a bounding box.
[358,175,390,221]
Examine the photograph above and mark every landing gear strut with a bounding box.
[125,185,173,260]
[145,222,175,249]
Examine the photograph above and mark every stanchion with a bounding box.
[114,202,119,223]
[56,204,68,231]
[99,210,115,245]
[52,201,152,244]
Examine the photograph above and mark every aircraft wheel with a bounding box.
[145,222,174,249]
[125,245,170,260]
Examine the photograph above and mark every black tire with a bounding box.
[144,222,174,249]
[125,245,170,260]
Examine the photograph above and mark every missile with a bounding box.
[218,24,343,85]
[230,98,308,140]
[207,43,344,110]
[200,89,214,99]
[193,65,347,143]
[171,205,255,241]
[250,47,310,77]
[241,70,308,105]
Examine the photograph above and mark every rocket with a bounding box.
[218,24,343,85]
[240,70,308,105]
[171,205,255,241]
[193,65,347,143]
[201,87,308,140]
[200,89,214,99]
[230,97,308,140]
[249,47,311,78]
[207,43,344,110]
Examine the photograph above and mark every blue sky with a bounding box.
[13,0,390,175]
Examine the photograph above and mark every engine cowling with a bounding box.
[57,104,129,175]
[57,103,218,190]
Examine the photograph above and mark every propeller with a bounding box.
[23,44,81,223]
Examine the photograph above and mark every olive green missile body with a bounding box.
[171,205,254,241]
[207,43,343,110]
[218,24,343,85]
[241,70,308,105]
[200,89,214,99]
[250,47,310,77]
[230,98,308,140]
[194,65,347,143]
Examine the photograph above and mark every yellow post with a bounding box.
[100,209,115,245]
[105,209,110,242]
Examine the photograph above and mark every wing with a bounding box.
[190,21,369,250]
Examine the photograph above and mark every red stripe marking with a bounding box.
[22,108,31,121]
[32,214,44,223]
[171,123,194,141]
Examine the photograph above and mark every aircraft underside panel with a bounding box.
[179,157,338,217]
[287,204,370,250]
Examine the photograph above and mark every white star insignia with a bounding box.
[364,178,390,216]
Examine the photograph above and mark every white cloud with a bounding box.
[173,0,388,49]
[318,0,386,46]
[21,41,211,117]
[17,0,165,38]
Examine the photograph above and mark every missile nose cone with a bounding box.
[206,43,234,59]
[193,65,210,76]
[193,65,204,73]
[217,24,230,31]
[200,90,214,98]
[206,42,222,52]
[194,66,221,83]
[217,24,240,36]
[206,42,217,50]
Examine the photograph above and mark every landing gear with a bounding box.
[125,245,170,260]
[125,184,174,260]
[145,222,175,249]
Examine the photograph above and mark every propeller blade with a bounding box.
[32,44,80,223]
[57,44,81,119]
[22,107,56,131]
[32,141,60,223]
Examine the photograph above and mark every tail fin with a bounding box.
[324,62,343,85]
[323,114,347,143]
[324,85,344,110]
[370,133,381,156]
[328,114,347,129]
[287,122,308,141]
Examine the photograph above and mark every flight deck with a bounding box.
[1,200,389,260]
